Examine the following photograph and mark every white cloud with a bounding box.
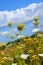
[0,2,43,27]
[26,3,37,9]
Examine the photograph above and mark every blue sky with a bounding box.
[0,0,43,10]
[0,0,43,43]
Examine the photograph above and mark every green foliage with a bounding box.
[0,45,6,50]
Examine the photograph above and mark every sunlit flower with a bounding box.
[17,23,24,42]
[17,35,25,38]
[32,28,40,33]
[32,55,37,58]
[17,23,24,31]
[28,50,34,54]
[33,21,39,26]
[4,57,13,60]
[1,31,8,36]
[8,21,12,27]
[30,55,38,61]
[0,43,6,47]
[23,39,27,42]
[10,34,14,39]
[12,63,17,65]
[38,54,43,57]
[37,33,43,38]
[1,52,4,55]
[34,16,38,21]
[4,57,10,59]
[24,64,27,65]
[20,54,29,59]
[0,58,5,64]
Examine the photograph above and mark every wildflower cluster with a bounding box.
[0,16,43,65]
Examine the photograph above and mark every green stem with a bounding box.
[20,31,21,43]
[35,32,37,38]
[20,31,21,38]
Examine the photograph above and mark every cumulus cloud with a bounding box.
[0,2,43,27]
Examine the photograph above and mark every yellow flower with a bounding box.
[1,60,5,63]
[34,16,38,21]
[33,38,37,40]
[8,21,12,27]
[28,50,34,54]
[0,58,5,64]
[29,38,32,41]
[10,34,14,39]
[37,33,43,38]
[32,55,37,58]
[23,39,27,42]
[31,55,39,61]
[33,21,39,26]
[17,23,24,31]
[33,38,38,44]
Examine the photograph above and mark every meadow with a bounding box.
[0,17,43,65]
